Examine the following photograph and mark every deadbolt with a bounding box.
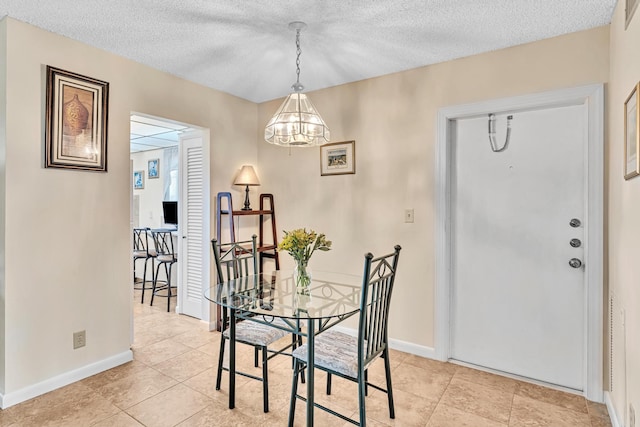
[570,238,582,248]
[569,258,582,268]
[569,218,581,228]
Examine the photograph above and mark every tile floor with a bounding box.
[0,289,612,426]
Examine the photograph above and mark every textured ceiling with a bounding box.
[0,0,616,103]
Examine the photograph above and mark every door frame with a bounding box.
[434,84,604,402]
[177,129,211,323]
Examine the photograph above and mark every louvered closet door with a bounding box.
[179,131,206,319]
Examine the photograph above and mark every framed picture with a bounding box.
[320,140,355,176]
[626,0,639,28]
[133,171,144,189]
[45,66,109,172]
[624,83,640,180]
[148,158,159,179]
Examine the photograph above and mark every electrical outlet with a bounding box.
[404,209,414,223]
[73,330,86,349]
[630,404,636,427]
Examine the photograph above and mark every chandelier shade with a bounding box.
[264,92,330,146]
[264,21,330,147]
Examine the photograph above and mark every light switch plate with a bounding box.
[404,209,414,223]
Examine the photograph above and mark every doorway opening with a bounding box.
[130,113,211,326]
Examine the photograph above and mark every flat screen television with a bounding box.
[162,201,178,228]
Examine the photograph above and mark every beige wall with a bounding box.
[1,17,257,397]
[257,26,610,348]
[608,1,640,423]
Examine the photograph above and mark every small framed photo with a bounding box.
[148,158,159,179]
[320,140,355,176]
[45,66,109,172]
[624,83,639,180]
[133,171,144,189]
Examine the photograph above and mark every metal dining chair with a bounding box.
[150,229,178,312]
[212,235,301,413]
[288,245,401,426]
[133,227,156,304]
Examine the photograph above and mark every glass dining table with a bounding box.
[205,269,363,426]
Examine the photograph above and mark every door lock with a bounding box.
[569,258,582,268]
[569,218,581,228]
[570,238,582,248]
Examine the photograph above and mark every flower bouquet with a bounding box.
[278,228,332,294]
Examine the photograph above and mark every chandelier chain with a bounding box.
[295,29,302,85]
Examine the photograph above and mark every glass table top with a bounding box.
[205,270,362,320]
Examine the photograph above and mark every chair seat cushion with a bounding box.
[292,330,371,378]
[133,250,157,258]
[156,254,176,263]
[223,317,290,347]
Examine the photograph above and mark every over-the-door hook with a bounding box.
[488,113,513,152]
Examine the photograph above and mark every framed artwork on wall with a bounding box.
[133,171,144,189]
[625,83,640,180]
[148,158,159,179]
[320,140,356,176]
[44,66,109,172]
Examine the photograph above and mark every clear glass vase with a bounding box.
[294,262,311,296]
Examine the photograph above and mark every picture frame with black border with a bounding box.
[45,66,109,172]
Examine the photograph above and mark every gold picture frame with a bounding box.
[625,83,640,180]
[45,66,109,172]
[320,140,355,176]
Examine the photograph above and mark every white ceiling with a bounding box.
[130,115,190,153]
[1,1,617,103]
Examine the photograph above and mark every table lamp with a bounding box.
[233,165,261,210]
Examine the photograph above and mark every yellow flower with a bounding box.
[277,228,332,266]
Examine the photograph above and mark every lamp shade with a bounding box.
[264,92,330,147]
[233,165,260,186]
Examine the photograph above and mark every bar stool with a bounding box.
[150,229,177,312]
[133,227,156,303]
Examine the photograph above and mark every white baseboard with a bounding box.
[605,391,622,427]
[331,326,436,359]
[0,350,133,409]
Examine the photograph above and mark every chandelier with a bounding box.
[264,21,330,147]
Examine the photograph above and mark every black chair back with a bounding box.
[358,245,402,370]
[153,230,177,262]
[133,227,152,255]
[212,235,259,284]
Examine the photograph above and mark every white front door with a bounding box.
[450,104,586,390]
[178,130,210,320]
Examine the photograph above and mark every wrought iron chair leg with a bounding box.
[216,336,225,390]
[166,263,172,312]
[326,373,332,395]
[298,334,306,384]
[140,259,148,304]
[150,263,159,306]
[255,347,259,368]
[365,369,369,396]
[358,370,367,427]
[383,349,395,419]
[288,359,300,427]
[262,345,269,412]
